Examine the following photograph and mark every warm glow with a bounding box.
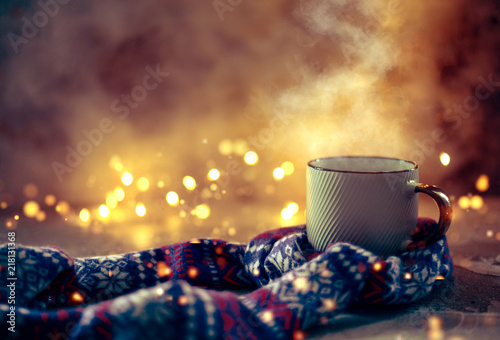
[244,151,259,165]
[404,272,412,280]
[281,161,295,175]
[98,205,109,218]
[137,177,150,191]
[293,277,309,293]
[208,169,220,181]
[183,176,197,191]
[136,203,146,217]
[35,210,46,222]
[157,180,165,188]
[70,292,85,304]
[218,139,233,155]
[373,262,383,272]
[106,196,118,209]
[55,201,70,215]
[166,191,179,206]
[23,183,38,198]
[475,174,490,192]
[470,195,484,210]
[273,167,285,180]
[79,208,90,222]
[439,152,450,166]
[287,202,299,214]
[281,207,294,220]
[457,196,470,210]
[109,155,124,172]
[157,262,172,278]
[194,204,210,219]
[121,172,133,186]
[233,139,249,155]
[14,215,19,220]
[428,316,443,330]
[323,298,337,312]
[44,194,57,206]
[188,267,199,278]
[114,187,125,201]
[178,295,188,306]
[262,311,273,323]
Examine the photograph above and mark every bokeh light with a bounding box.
[55,201,70,215]
[137,177,150,191]
[98,205,109,218]
[136,203,146,217]
[273,167,285,180]
[109,155,124,172]
[458,195,470,210]
[114,187,125,201]
[34,210,45,222]
[281,207,294,220]
[233,139,249,155]
[166,191,179,206]
[23,183,38,198]
[287,202,299,214]
[244,151,258,165]
[106,195,118,209]
[23,201,40,218]
[44,194,57,206]
[79,208,90,222]
[121,172,133,186]
[470,195,484,210]
[208,169,220,181]
[70,292,85,304]
[218,139,232,155]
[281,161,295,175]
[475,174,490,192]
[439,152,450,166]
[183,176,197,191]
[194,204,210,219]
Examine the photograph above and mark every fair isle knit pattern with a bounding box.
[0,218,452,339]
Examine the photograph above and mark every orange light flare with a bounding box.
[70,291,85,304]
[177,295,188,306]
[157,262,172,278]
[457,194,484,211]
[187,267,199,279]
[475,174,490,192]
[373,262,383,272]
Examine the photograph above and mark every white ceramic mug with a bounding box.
[306,156,452,255]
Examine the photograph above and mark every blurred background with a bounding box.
[0,0,499,253]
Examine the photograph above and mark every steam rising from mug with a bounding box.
[0,0,495,206]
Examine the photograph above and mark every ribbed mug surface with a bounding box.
[306,156,419,255]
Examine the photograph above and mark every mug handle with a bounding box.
[407,184,453,251]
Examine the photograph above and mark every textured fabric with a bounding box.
[0,218,452,339]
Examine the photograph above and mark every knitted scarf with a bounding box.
[0,218,452,339]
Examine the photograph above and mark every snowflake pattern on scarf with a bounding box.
[0,218,452,339]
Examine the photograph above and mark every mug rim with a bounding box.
[308,156,418,174]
